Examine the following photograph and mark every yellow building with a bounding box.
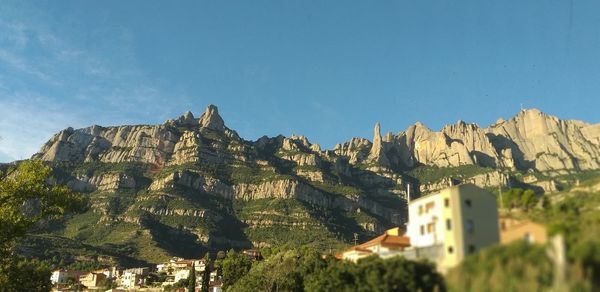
[499,216,547,245]
[405,184,500,272]
[79,272,106,289]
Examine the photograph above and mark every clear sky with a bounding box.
[0,0,599,162]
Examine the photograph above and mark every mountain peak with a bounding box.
[199,104,225,131]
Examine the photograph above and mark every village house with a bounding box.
[243,249,262,261]
[120,271,145,289]
[79,272,107,289]
[50,269,87,285]
[337,227,411,262]
[499,216,548,245]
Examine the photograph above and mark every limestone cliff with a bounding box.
[332,109,600,174]
[28,104,600,263]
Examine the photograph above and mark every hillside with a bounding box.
[22,104,600,266]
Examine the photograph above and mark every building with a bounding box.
[122,267,150,276]
[243,249,262,261]
[338,227,411,262]
[174,269,193,283]
[79,272,107,289]
[157,258,205,275]
[404,184,500,272]
[499,216,547,245]
[120,271,145,289]
[50,270,87,285]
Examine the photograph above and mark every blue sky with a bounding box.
[1,0,599,162]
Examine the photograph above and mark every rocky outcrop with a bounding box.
[419,171,508,194]
[367,123,390,167]
[67,173,136,192]
[331,109,600,173]
[149,171,234,199]
[486,109,600,171]
[199,104,225,131]
[333,138,371,164]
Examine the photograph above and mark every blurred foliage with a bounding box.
[446,241,553,291]
[229,248,444,292]
[408,165,493,184]
[498,187,538,210]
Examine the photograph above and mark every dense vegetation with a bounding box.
[0,160,86,291]
[226,249,444,292]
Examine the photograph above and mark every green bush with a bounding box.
[446,241,552,292]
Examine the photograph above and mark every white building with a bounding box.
[120,271,144,288]
[174,269,192,283]
[50,270,86,285]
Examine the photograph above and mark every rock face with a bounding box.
[332,109,600,173]
[27,104,600,264]
[199,104,225,131]
[367,123,390,167]
[486,109,600,171]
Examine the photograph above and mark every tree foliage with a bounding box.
[201,252,211,292]
[188,261,196,292]
[0,160,86,255]
[0,256,52,292]
[0,160,86,291]
[445,241,552,292]
[221,249,252,289]
[229,249,444,292]
[499,188,538,210]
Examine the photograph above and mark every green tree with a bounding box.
[521,189,537,210]
[201,252,211,292]
[221,249,252,289]
[188,261,197,292]
[0,257,52,292]
[0,160,86,291]
[0,160,86,254]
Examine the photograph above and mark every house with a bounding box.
[79,272,107,289]
[243,249,262,261]
[209,280,223,292]
[499,216,547,245]
[50,270,87,285]
[120,271,145,289]
[338,227,411,262]
[122,267,150,276]
[94,267,117,279]
[174,269,193,283]
[157,258,205,275]
[404,184,500,273]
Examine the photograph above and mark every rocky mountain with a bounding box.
[28,105,600,265]
[335,108,600,173]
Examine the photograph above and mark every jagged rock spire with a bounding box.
[199,104,225,131]
[368,122,390,167]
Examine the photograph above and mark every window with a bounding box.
[468,244,476,253]
[446,219,452,230]
[524,232,534,244]
[465,219,474,233]
[420,225,425,235]
[447,246,454,254]
[444,198,450,207]
[427,223,435,233]
[418,205,423,215]
[425,202,435,213]
[465,199,472,207]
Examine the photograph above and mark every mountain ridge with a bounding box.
[23,104,600,265]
